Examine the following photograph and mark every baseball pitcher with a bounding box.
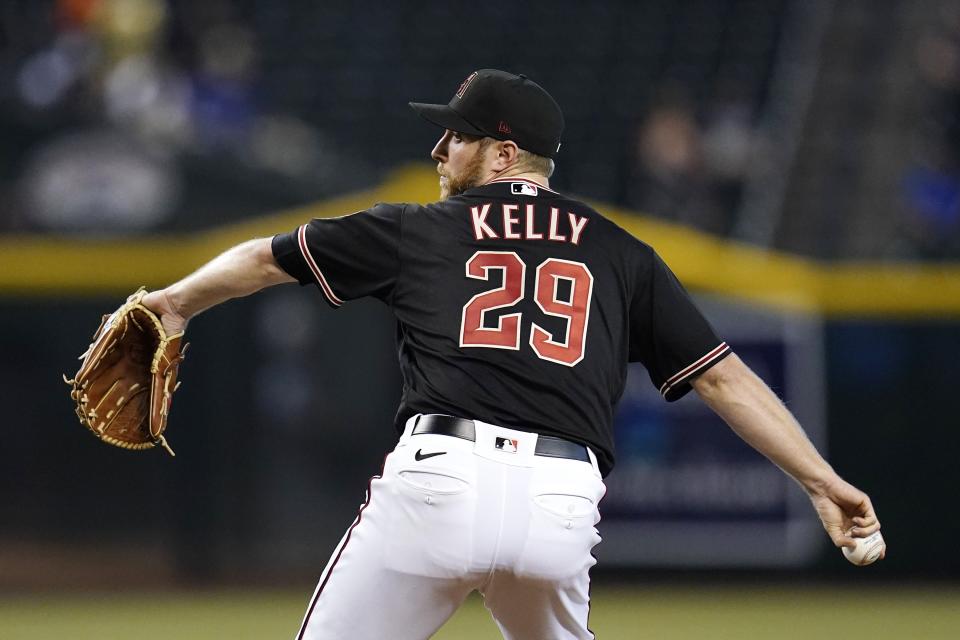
[93,69,883,639]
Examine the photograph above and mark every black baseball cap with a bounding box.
[409,69,564,159]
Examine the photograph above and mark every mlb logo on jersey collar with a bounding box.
[511,182,538,197]
[495,437,520,453]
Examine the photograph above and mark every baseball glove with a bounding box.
[64,288,188,456]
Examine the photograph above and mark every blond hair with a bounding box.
[515,149,555,178]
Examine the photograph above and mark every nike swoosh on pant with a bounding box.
[415,449,447,461]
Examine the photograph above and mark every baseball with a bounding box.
[842,530,885,566]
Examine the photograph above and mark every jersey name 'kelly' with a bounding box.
[470,203,589,244]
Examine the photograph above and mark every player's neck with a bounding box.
[484,168,550,190]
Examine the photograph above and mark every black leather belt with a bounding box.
[412,414,590,463]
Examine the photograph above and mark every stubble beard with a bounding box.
[439,143,489,200]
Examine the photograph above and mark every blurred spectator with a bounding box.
[12,0,185,233]
[901,0,960,257]
[625,99,707,224]
[701,91,755,227]
[625,92,753,236]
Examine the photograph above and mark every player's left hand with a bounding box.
[65,288,188,456]
[141,289,188,336]
[808,476,885,559]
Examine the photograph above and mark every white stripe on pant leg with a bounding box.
[295,478,377,640]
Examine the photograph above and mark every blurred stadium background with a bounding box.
[2,0,959,637]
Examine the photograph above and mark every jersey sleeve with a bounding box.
[271,202,403,308]
[628,249,731,401]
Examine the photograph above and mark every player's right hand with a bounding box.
[809,476,885,559]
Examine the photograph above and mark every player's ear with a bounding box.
[492,140,520,170]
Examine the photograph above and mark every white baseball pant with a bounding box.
[296,414,605,640]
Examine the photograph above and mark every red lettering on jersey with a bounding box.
[502,204,521,239]
[524,204,543,240]
[460,251,525,350]
[530,259,594,366]
[548,207,567,242]
[568,213,589,245]
[471,204,498,240]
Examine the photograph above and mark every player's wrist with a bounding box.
[802,470,841,498]
[162,286,193,324]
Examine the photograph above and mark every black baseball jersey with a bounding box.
[272,178,730,476]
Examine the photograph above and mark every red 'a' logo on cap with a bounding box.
[498,121,512,134]
[456,72,478,99]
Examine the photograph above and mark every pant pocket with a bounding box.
[384,464,476,578]
[398,470,470,495]
[533,493,596,519]
[516,469,604,581]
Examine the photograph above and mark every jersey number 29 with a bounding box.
[459,251,594,367]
